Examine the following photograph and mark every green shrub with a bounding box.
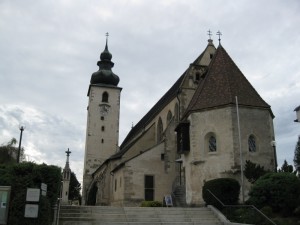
[202,178,240,208]
[141,201,162,207]
[248,172,300,216]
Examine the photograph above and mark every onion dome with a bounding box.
[90,37,120,86]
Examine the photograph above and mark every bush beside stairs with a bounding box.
[58,205,223,225]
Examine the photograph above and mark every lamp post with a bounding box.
[294,105,300,123]
[17,125,25,163]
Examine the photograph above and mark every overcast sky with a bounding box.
[1,0,300,184]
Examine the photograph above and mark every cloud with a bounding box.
[0,0,300,184]
[0,104,85,183]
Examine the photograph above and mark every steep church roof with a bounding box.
[118,74,185,153]
[185,44,273,117]
[118,40,215,154]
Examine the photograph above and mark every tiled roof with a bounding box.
[185,45,273,116]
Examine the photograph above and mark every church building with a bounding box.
[82,34,276,206]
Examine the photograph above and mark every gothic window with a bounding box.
[248,135,256,152]
[144,175,154,201]
[102,92,108,103]
[208,135,217,152]
[167,110,172,123]
[174,103,179,122]
[195,73,200,81]
[157,117,163,142]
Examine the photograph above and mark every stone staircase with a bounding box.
[172,185,187,207]
[58,206,223,225]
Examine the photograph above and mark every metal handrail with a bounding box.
[206,189,277,225]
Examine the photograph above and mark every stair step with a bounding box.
[58,206,222,225]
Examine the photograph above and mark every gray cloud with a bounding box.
[0,0,300,184]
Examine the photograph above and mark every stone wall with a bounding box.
[183,106,275,205]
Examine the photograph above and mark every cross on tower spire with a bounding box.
[216,30,222,45]
[207,29,212,40]
[65,148,71,164]
[105,32,109,45]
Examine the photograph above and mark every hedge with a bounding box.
[0,162,61,225]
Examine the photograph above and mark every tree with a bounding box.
[0,138,24,164]
[244,160,267,184]
[278,159,295,173]
[294,136,300,174]
[248,172,300,216]
[69,171,81,204]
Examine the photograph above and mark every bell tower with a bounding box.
[82,34,122,205]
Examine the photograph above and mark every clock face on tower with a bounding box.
[99,104,110,116]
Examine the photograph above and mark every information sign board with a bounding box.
[24,204,39,218]
[164,195,173,207]
[26,188,40,202]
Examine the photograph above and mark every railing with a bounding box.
[206,189,277,225]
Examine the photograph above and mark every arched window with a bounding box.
[209,136,217,152]
[248,135,256,152]
[174,103,179,122]
[102,92,108,102]
[157,117,163,142]
[167,110,173,123]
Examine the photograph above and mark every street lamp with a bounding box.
[294,105,300,123]
[17,125,25,163]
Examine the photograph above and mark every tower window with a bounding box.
[101,116,104,120]
[209,136,217,152]
[195,73,200,81]
[101,139,104,143]
[102,92,109,103]
[101,126,105,131]
[210,53,213,59]
[248,135,256,152]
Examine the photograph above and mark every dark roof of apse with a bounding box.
[118,74,185,153]
[185,44,272,116]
